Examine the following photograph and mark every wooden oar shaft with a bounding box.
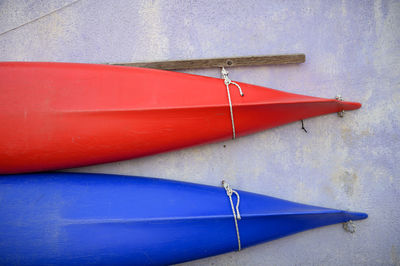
[112,54,305,70]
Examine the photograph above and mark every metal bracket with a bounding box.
[343,220,356,233]
[335,94,345,117]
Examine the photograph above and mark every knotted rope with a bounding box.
[222,180,242,251]
[221,67,244,139]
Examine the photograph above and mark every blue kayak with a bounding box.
[0,172,367,265]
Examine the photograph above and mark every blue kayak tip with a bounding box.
[345,211,368,221]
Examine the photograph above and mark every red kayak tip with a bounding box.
[339,101,362,111]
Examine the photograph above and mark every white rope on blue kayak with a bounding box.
[221,67,244,139]
[222,180,242,251]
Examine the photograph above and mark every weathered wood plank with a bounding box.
[111,54,305,70]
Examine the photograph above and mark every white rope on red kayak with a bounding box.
[221,67,244,139]
[222,180,242,251]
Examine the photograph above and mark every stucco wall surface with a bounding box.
[1,1,399,265]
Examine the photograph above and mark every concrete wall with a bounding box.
[1,0,399,264]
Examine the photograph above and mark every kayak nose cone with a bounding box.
[339,101,362,111]
[345,211,368,221]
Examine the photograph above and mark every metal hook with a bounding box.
[301,120,308,133]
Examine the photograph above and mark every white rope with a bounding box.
[221,67,244,139]
[222,180,242,251]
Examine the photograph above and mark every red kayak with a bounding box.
[0,62,361,174]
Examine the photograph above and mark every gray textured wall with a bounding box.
[1,1,399,265]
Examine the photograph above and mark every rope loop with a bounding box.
[221,67,244,139]
[222,67,244,96]
[222,180,242,251]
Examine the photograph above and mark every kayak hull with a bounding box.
[0,172,367,265]
[0,62,361,174]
